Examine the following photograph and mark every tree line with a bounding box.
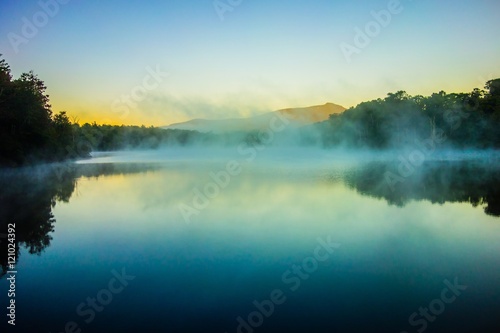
[1,55,499,167]
[0,57,77,166]
[315,81,500,149]
[0,57,219,166]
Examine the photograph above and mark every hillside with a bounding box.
[163,102,346,133]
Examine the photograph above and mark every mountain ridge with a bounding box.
[163,102,346,133]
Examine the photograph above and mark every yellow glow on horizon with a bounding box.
[48,76,490,128]
[50,99,187,127]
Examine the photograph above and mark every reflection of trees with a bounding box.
[341,160,500,217]
[0,163,159,278]
[0,165,76,278]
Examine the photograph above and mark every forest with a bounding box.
[0,56,217,166]
[315,83,500,149]
[1,55,499,167]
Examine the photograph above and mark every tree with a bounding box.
[0,55,12,85]
[484,79,500,115]
[0,58,88,165]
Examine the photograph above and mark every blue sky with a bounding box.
[1,0,499,125]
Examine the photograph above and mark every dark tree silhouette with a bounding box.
[1,55,499,165]
[0,56,85,166]
[316,83,500,149]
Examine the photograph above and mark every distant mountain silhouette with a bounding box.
[163,103,346,133]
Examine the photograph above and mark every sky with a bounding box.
[0,0,499,126]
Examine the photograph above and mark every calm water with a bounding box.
[1,149,500,333]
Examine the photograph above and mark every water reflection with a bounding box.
[1,159,498,278]
[0,166,71,278]
[341,160,500,217]
[1,157,500,332]
[0,163,160,277]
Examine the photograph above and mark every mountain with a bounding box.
[163,103,346,133]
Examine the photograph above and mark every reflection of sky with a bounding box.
[49,161,499,257]
[1,0,499,125]
[6,159,500,332]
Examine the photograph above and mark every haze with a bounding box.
[1,0,500,125]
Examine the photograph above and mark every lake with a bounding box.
[1,149,500,333]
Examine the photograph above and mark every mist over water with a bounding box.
[1,149,499,332]
[1,1,499,330]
